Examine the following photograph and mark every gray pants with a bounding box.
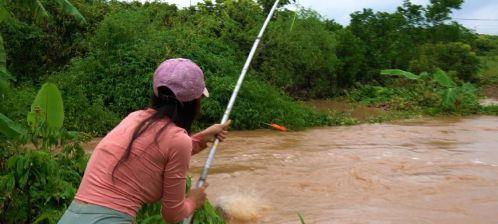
[58,201,133,224]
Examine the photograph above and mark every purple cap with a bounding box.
[153,58,209,102]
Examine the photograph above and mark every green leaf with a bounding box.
[419,72,430,79]
[0,174,16,193]
[442,88,457,109]
[6,174,15,192]
[380,69,419,80]
[298,213,306,224]
[433,70,456,88]
[0,113,26,139]
[28,83,64,129]
[33,0,49,20]
[54,0,86,24]
[0,34,13,93]
[461,83,476,95]
[0,2,14,24]
[19,171,29,188]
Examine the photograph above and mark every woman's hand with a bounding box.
[188,183,209,209]
[201,120,232,143]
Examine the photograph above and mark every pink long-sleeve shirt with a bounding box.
[75,108,207,222]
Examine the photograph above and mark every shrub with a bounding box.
[257,9,338,98]
[378,69,480,113]
[48,4,335,134]
[409,42,480,82]
[0,83,89,224]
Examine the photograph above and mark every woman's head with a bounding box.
[153,58,209,102]
[112,58,207,180]
[152,86,200,134]
[151,58,208,132]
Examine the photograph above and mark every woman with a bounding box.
[59,58,231,223]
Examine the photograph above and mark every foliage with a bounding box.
[258,9,338,98]
[136,176,225,224]
[473,35,498,55]
[0,0,87,84]
[0,83,88,224]
[478,56,498,85]
[409,42,480,82]
[425,0,463,25]
[36,1,336,135]
[349,0,478,83]
[298,213,306,224]
[28,83,65,130]
[257,0,295,13]
[480,105,498,116]
[378,69,479,113]
[381,69,420,80]
[0,0,490,133]
[0,113,26,139]
[333,28,366,88]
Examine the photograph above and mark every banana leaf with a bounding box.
[433,70,456,88]
[0,113,26,139]
[27,83,64,129]
[54,0,86,24]
[380,69,419,80]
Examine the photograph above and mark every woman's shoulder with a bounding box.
[157,126,192,160]
[162,124,190,144]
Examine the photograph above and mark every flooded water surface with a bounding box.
[189,116,498,224]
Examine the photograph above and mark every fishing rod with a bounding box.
[183,0,281,223]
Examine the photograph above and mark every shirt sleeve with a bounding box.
[191,133,208,155]
[161,131,196,223]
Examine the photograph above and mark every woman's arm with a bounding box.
[161,133,196,223]
[190,120,232,156]
[191,133,208,155]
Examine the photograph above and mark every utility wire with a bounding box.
[453,18,498,21]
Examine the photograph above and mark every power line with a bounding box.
[453,18,498,21]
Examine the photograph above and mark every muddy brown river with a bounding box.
[187,116,498,224]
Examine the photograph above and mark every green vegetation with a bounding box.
[1,0,497,223]
[380,69,479,114]
[2,0,494,136]
[0,83,88,224]
[298,213,306,224]
[0,83,223,224]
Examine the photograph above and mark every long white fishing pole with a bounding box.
[183,0,281,223]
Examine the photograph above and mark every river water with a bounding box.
[188,116,498,224]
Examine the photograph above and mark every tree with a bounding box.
[257,0,295,13]
[425,0,463,25]
[0,0,86,89]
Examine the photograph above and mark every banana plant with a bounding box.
[380,69,476,111]
[381,69,421,80]
[0,82,64,150]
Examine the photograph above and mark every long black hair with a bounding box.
[112,86,201,180]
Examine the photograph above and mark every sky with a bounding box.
[159,0,498,35]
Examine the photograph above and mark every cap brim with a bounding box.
[203,87,210,98]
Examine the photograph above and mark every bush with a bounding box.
[374,69,480,114]
[257,9,338,98]
[334,29,366,88]
[0,83,89,224]
[200,75,333,130]
[46,3,336,134]
[0,85,37,126]
[409,42,480,82]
